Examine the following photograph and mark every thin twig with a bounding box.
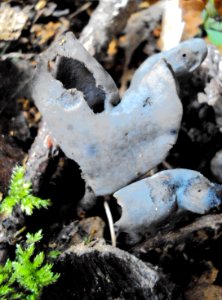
[104,200,116,247]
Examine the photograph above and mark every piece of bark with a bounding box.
[120,2,164,69]
[198,45,222,131]
[211,150,222,182]
[132,213,222,256]
[54,217,105,251]
[0,58,32,119]
[0,135,24,195]
[119,2,164,94]
[42,243,177,300]
[79,0,137,58]
[25,120,58,192]
[129,213,222,293]
[196,45,222,182]
[0,206,25,264]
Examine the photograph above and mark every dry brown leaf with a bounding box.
[215,0,222,15]
[185,285,222,300]
[153,25,161,38]
[147,0,159,4]
[180,0,206,38]
[138,1,150,9]
[31,22,61,45]
[198,261,219,285]
[31,18,69,45]
[35,0,47,11]
[180,0,207,12]
[0,4,28,41]
[107,38,118,56]
[138,0,160,9]
[119,68,134,96]
[183,10,203,38]
[185,261,221,300]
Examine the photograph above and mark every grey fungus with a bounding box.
[30,31,220,240]
[33,32,180,195]
[32,33,208,197]
[114,169,222,243]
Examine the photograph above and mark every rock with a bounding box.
[42,243,177,300]
[198,45,222,131]
[79,0,137,58]
[211,150,222,182]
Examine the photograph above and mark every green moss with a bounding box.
[0,231,60,300]
[0,166,60,299]
[0,166,51,216]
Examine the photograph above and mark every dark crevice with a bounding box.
[56,57,105,113]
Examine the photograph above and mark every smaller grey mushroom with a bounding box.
[114,169,222,243]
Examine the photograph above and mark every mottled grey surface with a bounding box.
[211,149,222,182]
[114,169,222,242]
[197,45,222,182]
[130,38,207,89]
[32,33,207,196]
[25,121,58,191]
[43,242,176,299]
[120,2,164,69]
[37,32,119,111]
[79,0,137,57]
[198,45,222,130]
[26,0,134,188]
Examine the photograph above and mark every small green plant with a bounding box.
[202,0,222,46]
[0,230,60,300]
[0,166,51,215]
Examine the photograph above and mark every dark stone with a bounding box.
[43,243,176,300]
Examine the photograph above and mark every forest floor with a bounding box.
[1,0,222,299]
